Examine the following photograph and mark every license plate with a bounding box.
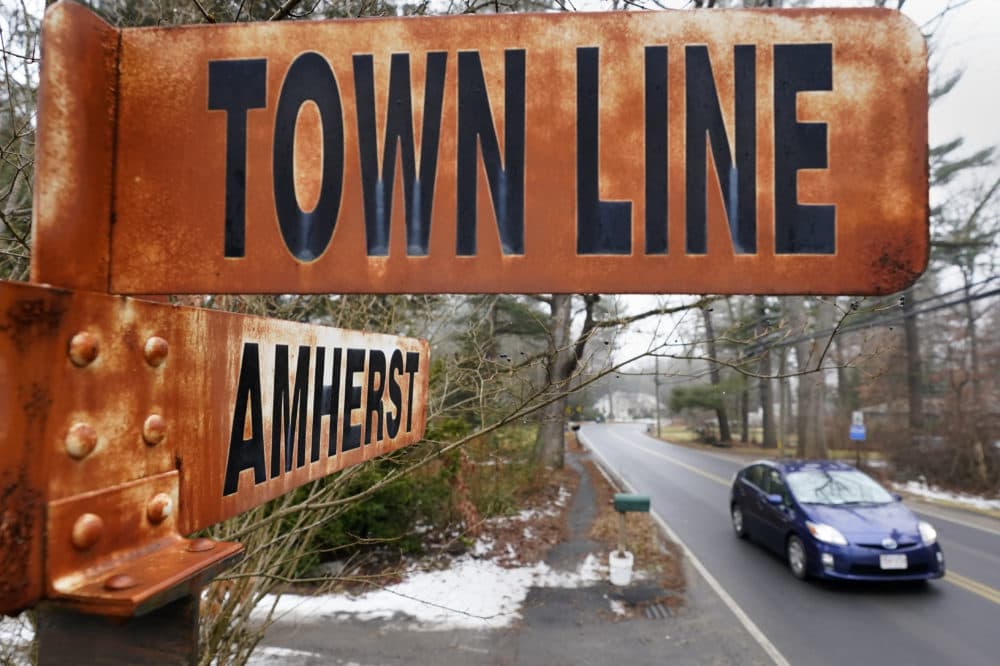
[880,554,908,570]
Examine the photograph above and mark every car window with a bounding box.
[785,468,894,505]
[763,470,790,503]
[743,465,764,489]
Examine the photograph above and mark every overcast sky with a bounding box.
[904,0,1000,155]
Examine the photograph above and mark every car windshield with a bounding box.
[785,469,894,505]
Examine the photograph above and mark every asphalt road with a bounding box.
[580,422,1000,666]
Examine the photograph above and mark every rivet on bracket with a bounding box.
[144,336,169,367]
[104,574,138,591]
[186,538,216,553]
[66,422,98,460]
[142,414,167,446]
[147,493,173,524]
[68,331,99,367]
[71,513,104,550]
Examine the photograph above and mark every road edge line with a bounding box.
[909,504,1000,538]
[579,429,791,666]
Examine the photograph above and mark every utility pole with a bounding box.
[607,379,615,421]
[654,356,662,438]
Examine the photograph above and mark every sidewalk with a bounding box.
[255,447,773,665]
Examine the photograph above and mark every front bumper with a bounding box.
[808,539,944,581]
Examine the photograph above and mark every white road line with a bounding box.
[580,429,791,666]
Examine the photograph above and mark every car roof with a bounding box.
[747,459,857,475]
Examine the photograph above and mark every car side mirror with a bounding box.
[766,494,784,506]
[892,493,902,502]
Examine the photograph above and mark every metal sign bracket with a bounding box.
[45,471,242,617]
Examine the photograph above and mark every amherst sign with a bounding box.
[34,4,928,296]
[0,281,429,615]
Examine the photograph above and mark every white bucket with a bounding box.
[609,550,634,586]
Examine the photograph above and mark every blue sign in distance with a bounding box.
[850,424,866,441]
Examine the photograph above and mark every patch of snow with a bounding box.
[256,552,611,631]
[246,645,324,665]
[516,508,544,521]
[895,480,1000,512]
[512,487,569,521]
[609,599,628,616]
[0,615,33,665]
[538,553,606,588]
[522,527,534,540]
[473,537,494,557]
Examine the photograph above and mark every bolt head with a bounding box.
[71,513,104,550]
[144,336,169,367]
[68,332,99,367]
[142,414,167,446]
[186,538,216,553]
[147,493,173,524]
[66,423,98,460]
[104,574,137,591]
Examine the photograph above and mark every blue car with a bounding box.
[729,460,944,582]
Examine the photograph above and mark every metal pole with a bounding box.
[655,356,662,439]
[617,512,627,555]
[37,594,201,666]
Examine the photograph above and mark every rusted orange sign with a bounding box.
[0,281,428,614]
[34,3,928,296]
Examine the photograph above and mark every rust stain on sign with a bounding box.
[0,281,429,613]
[33,3,928,296]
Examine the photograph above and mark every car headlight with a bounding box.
[918,520,937,545]
[806,521,848,546]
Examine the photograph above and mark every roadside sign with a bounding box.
[850,424,867,441]
[10,0,932,644]
[0,281,428,615]
[852,410,864,426]
[33,3,928,296]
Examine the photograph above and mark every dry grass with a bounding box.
[473,464,580,567]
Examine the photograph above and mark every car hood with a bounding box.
[801,502,921,543]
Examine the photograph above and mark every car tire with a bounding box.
[787,535,809,580]
[731,503,747,539]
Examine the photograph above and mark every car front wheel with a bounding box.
[787,535,809,580]
[731,503,747,539]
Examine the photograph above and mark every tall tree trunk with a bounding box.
[778,346,790,455]
[534,295,573,469]
[833,335,855,453]
[812,300,835,457]
[787,297,826,457]
[961,272,988,485]
[724,297,749,443]
[787,297,809,456]
[739,378,749,443]
[902,286,924,432]
[963,275,982,410]
[534,295,600,469]
[702,307,732,443]
[756,297,777,449]
[536,398,568,470]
